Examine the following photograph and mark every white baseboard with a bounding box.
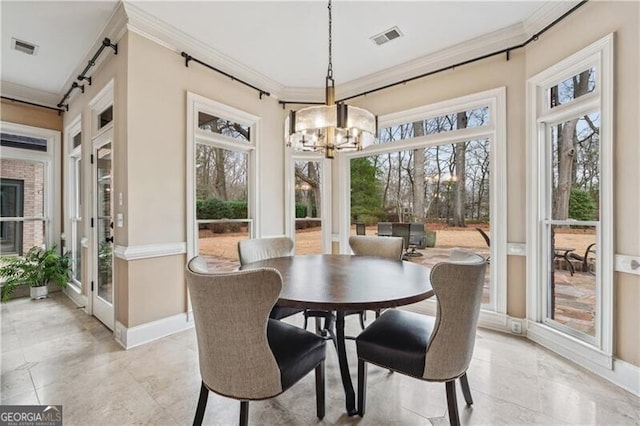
[115,313,194,349]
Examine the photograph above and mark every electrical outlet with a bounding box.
[510,320,522,334]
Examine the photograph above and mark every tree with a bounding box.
[412,121,425,223]
[452,112,467,227]
[350,157,383,221]
[552,69,591,219]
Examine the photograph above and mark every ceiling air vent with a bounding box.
[11,38,38,55]
[370,27,403,46]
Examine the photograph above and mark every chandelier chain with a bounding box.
[327,0,333,79]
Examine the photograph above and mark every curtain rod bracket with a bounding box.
[181,52,193,68]
[102,37,118,55]
[78,75,92,86]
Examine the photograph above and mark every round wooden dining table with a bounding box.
[241,254,434,416]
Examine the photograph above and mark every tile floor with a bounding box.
[1,292,638,425]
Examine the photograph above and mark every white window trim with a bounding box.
[88,80,115,325]
[186,92,260,260]
[0,121,61,251]
[63,115,85,302]
[526,34,614,368]
[284,150,332,253]
[337,87,507,316]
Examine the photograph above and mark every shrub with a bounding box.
[295,203,307,218]
[227,200,248,219]
[569,189,596,221]
[196,197,233,220]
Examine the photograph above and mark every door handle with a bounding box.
[105,236,114,243]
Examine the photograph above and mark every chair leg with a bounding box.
[375,309,381,319]
[459,373,473,406]
[193,381,209,426]
[303,310,309,330]
[445,380,460,426]
[239,401,249,426]
[315,361,325,419]
[357,359,367,417]
[359,311,367,329]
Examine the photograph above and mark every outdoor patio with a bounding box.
[198,225,596,336]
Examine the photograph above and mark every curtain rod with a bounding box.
[1,96,65,113]
[57,38,118,112]
[181,52,271,99]
[279,0,588,107]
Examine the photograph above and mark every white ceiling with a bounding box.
[0,1,577,107]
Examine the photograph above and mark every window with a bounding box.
[187,93,259,271]
[0,179,24,254]
[527,34,613,363]
[339,88,506,316]
[67,119,83,290]
[98,106,113,130]
[0,122,60,257]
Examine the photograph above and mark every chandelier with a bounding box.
[285,0,377,159]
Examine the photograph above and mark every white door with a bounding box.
[92,133,114,329]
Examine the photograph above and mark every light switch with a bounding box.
[116,213,124,228]
[119,192,123,206]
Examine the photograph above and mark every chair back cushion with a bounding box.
[186,257,283,399]
[238,237,294,265]
[348,235,404,261]
[423,252,486,381]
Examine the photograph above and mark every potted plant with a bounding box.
[0,245,71,302]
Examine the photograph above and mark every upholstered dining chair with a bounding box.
[237,237,303,322]
[186,257,326,426]
[348,235,404,328]
[355,250,487,426]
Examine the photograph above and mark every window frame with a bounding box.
[526,34,614,367]
[64,115,83,294]
[186,92,260,261]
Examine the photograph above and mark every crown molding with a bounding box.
[335,22,527,101]
[0,81,59,108]
[523,1,583,38]
[123,2,285,100]
[279,87,324,103]
[56,1,128,105]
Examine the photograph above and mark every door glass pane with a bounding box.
[350,138,492,305]
[551,112,600,220]
[97,144,112,303]
[71,156,82,286]
[547,224,597,337]
[195,144,249,270]
[294,160,322,254]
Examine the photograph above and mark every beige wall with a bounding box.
[349,1,639,366]
[0,100,62,131]
[121,32,285,326]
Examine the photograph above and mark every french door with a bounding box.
[92,132,114,329]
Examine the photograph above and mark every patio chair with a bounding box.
[237,237,304,322]
[356,250,487,425]
[186,257,326,426]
